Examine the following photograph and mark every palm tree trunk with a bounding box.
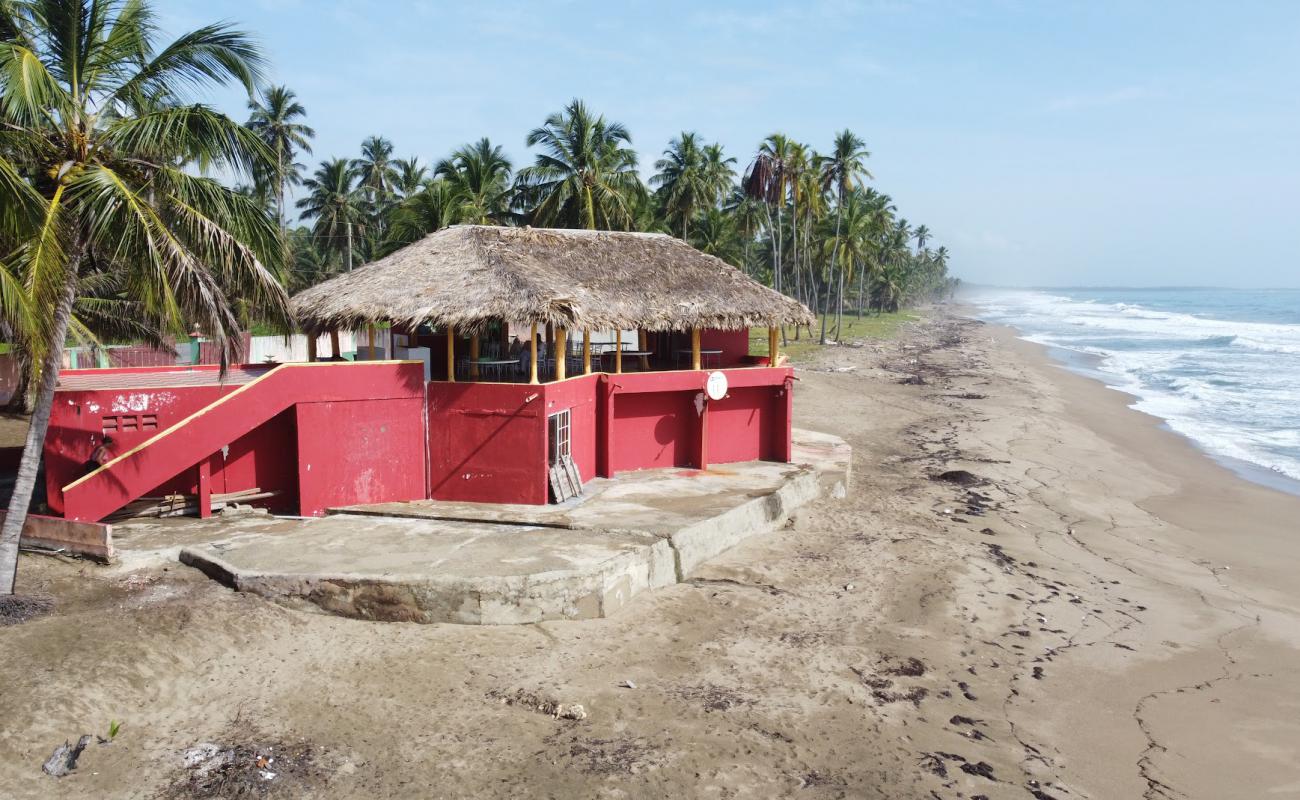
[1,257,80,595]
[856,259,865,318]
[834,255,846,341]
[821,204,843,344]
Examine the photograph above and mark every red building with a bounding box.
[46,226,814,522]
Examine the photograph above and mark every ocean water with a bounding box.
[965,287,1300,494]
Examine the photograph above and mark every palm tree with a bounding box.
[856,188,896,316]
[913,224,931,253]
[353,135,399,202]
[435,138,513,224]
[383,180,467,253]
[651,132,707,239]
[393,157,427,199]
[245,85,314,230]
[690,207,744,265]
[724,188,766,278]
[744,134,795,295]
[819,129,871,342]
[517,99,644,230]
[297,158,366,271]
[652,135,736,240]
[0,0,289,595]
[701,144,738,208]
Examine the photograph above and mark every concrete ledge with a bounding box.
[174,428,850,624]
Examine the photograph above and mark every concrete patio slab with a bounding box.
[165,428,849,624]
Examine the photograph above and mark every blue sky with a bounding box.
[161,0,1300,288]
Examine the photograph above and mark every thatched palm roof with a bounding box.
[290,225,814,334]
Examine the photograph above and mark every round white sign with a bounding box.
[705,370,728,401]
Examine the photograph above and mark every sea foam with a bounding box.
[969,287,1300,486]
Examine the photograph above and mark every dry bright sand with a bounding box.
[2,310,1299,798]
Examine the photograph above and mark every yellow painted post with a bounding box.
[446,324,456,383]
[768,326,778,365]
[529,323,539,385]
[469,333,480,379]
[555,327,567,381]
[691,328,701,370]
[615,330,623,374]
[582,329,592,375]
[367,326,376,360]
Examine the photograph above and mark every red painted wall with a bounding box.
[700,329,753,367]
[540,375,599,483]
[52,362,427,521]
[295,398,427,516]
[427,381,547,504]
[600,367,794,478]
[611,390,698,472]
[46,381,299,515]
[46,384,232,514]
[706,386,780,463]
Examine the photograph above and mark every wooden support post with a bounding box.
[691,328,702,370]
[306,333,317,362]
[197,459,212,519]
[555,327,567,381]
[768,326,779,365]
[638,329,650,371]
[446,324,456,383]
[529,323,539,384]
[582,329,592,375]
[367,326,377,360]
[469,333,480,379]
[615,330,623,374]
[329,330,341,359]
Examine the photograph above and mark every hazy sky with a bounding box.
[161,0,1300,288]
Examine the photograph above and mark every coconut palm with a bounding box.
[352,135,399,202]
[435,138,512,224]
[744,134,797,294]
[0,0,289,594]
[383,179,467,253]
[650,132,705,239]
[517,99,644,230]
[818,129,871,341]
[690,207,744,265]
[297,158,365,270]
[701,144,737,204]
[913,224,931,253]
[393,157,427,199]
[245,85,314,229]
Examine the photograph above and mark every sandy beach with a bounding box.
[2,309,1298,799]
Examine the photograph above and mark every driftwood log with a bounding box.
[42,735,91,777]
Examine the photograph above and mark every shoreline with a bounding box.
[964,305,1300,499]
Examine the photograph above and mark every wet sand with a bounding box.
[2,309,1298,798]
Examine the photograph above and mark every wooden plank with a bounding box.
[1,510,114,562]
[563,457,583,496]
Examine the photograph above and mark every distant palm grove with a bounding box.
[255,94,957,339]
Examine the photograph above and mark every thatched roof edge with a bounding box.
[290,225,815,334]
